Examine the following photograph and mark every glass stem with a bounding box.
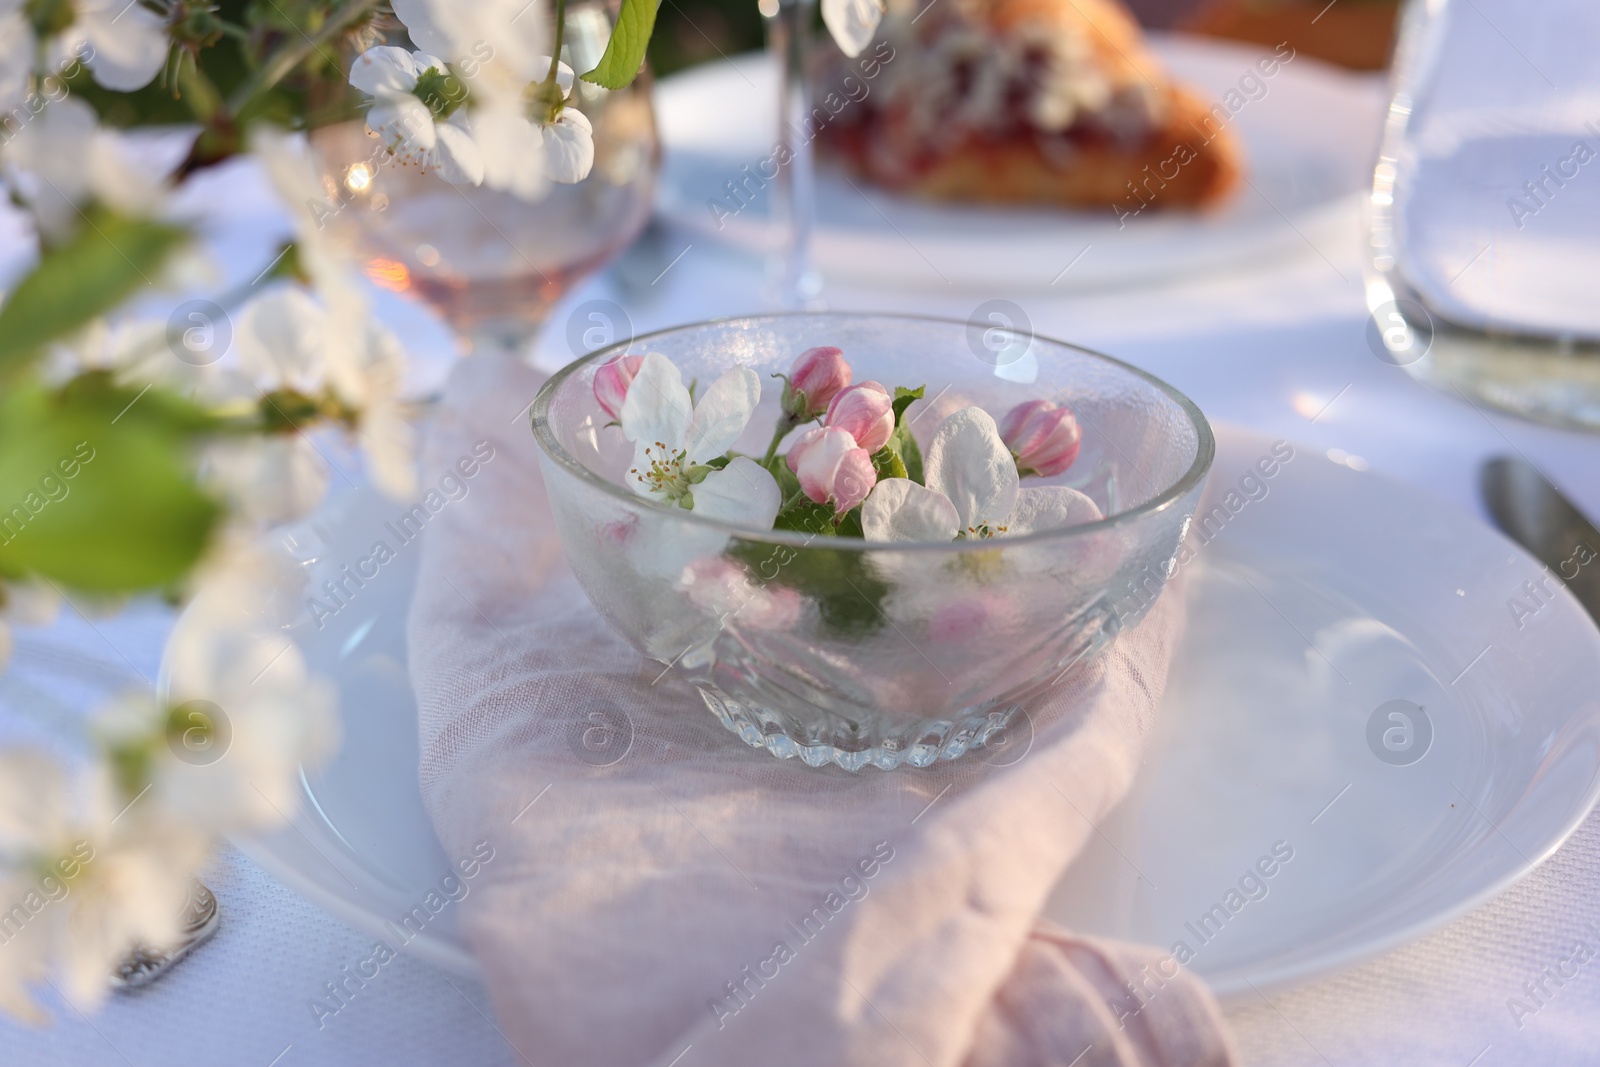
[763,0,821,309]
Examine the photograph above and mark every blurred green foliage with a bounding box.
[647,0,768,77]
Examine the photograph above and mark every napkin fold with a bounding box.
[408,352,1235,1067]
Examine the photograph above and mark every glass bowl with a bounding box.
[530,313,1213,770]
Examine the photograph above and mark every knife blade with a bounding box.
[1480,455,1600,624]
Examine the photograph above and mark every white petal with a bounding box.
[862,478,960,543]
[88,132,162,216]
[409,50,449,74]
[544,108,594,184]
[821,0,883,58]
[205,435,330,524]
[620,353,693,452]
[368,95,438,155]
[1005,486,1103,536]
[78,1,168,92]
[473,106,550,199]
[360,400,418,499]
[532,56,576,96]
[249,125,340,247]
[6,97,95,208]
[430,119,485,185]
[692,457,781,530]
[924,407,1019,533]
[349,45,421,95]
[685,366,759,464]
[0,749,69,852]
[388,0,453,61]
[236,288,327,392]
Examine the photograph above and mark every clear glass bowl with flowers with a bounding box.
[532,313,1213,770]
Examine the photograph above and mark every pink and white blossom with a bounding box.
[619,354,781,528]
[862,407,1100,542]
[824,380,895,453]
[783,346,851,420]
[999,399,1082,477]
[593,354,644,420]
[787,426,877,516]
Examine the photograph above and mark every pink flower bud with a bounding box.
[593,354,644,420]
[999,399,1081,477]
[824,380,895,454]
[786,426,877,516]
[783,346,851,419]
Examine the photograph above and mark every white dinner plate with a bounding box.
[221,426,1600,1001]
[653,40,1388,291]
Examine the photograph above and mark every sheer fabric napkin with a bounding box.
[407,353,1235,1067]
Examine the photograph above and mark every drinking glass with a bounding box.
[1366,0,1600,429]
[759,0,823,307]
[312,0,660,360]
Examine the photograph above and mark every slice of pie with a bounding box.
[817,0,1242,215]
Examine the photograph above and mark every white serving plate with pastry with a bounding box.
[220,425,1600,1003]
[653,38,1387,292]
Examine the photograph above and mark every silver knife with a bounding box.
[1480,455,1600,623]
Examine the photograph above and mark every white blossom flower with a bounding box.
[348,46,484,185]
[95,619,338,834]
[220,286,417,510]
[0,749,208,1020]
[822,0,884,58]
[0,0,168,100]
[390,0,548,105]
[248,125,365,314]
[862,407,1101,542]
[0,97,163,239]
[470,56,593,191]
[619,354,780,528]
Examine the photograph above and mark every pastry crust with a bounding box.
[821,0,1242,211]
[868,88,1240,209]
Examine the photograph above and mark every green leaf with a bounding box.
[773,500,836,535]
[885,385,927,484]
[771,459,802,500]
[835,507,864,539]
[0,212,189,374]
[580,0,660,90]
[870,445,906,482]
[892,384,925,422]
[726,538,892,638]
[885,424,923,485]
[0,384,221,593]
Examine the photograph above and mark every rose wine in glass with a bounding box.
[313,0,660,361]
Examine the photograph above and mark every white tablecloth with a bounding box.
[5,183,1600,1066]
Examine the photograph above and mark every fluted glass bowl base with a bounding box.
[699,687,1018,771]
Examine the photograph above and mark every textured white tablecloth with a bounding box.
[4,182,1600,1066]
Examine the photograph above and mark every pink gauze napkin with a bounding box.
[407,352,1236,1067]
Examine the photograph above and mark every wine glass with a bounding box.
[760,0,823,308]
[311,0,660,361]
[1365,0,1600,430]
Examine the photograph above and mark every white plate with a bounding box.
[223,426,1600,1000]
[653,40,1388,291]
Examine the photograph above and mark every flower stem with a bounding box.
[761,414,797,468]
[543,0,568,96]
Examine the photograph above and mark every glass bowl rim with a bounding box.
[529,311,1215,553]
